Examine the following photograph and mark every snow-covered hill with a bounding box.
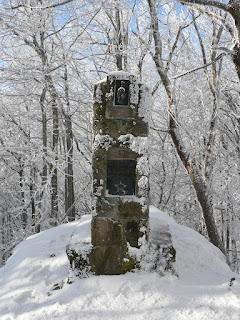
[0,206,239,320]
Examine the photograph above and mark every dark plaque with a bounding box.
[114,80,130,106]
[107,160,136,195]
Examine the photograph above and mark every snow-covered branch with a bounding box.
[10,0,74,10]
[172,53,225,79]
[178,0,230,12]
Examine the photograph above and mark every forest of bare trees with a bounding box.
[0,0,239,271]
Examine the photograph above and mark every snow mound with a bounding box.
[0,207,239,320]
[150,206,233,285]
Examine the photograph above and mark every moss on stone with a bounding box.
[66,245,91,279]
[122,253,136,273]
[89,244,129,275]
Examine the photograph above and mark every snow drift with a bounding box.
[0,206,239,320]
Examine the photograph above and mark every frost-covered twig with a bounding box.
[172,53,225,79]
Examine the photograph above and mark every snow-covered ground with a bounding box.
[0,206,239,320]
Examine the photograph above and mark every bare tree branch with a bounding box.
[171,53,225,79]
[166,18,198,72]
[10,0,74,10]
[178,0,230,12]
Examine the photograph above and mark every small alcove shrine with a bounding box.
[90,72,151,275]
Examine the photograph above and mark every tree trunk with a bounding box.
[232,45,240,80]
[65,115,75,222]
[19,160,27,229]
[115,0,123,70]
[51,102,59,226]
[30,167,36,229]
[63,60,76,222]
[188,165,225,253]
[170,127,226,255]
[47,76,59,226]
[40,86,48,186]
[147,0,227,257]
[177,0,240,81]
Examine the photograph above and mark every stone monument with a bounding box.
[66,72,176,280]
[90,72,151,275]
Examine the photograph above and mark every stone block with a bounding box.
[106,105,136,119]
[91,217,123,246]
[97,197,118,218]
[108,146,138,160]
[118,200,148,219]
[66,245,91,280]
[102,119,121,137]
[89,244,135,275]
[134,119,148,136]
[90,73,150,275]
[124,218,148,247]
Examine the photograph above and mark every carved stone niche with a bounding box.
[107,160,136,196]
[114,80,130,106]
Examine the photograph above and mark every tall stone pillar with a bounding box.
[90,72,151,275]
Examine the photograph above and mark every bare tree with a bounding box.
[147,0,227,257]
[176,0,240,80]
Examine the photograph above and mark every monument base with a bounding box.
[66,217,177,278]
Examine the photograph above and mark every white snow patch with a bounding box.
[137,155,149,175]
[108,71,137,83]
[138,84,152,123]
[119,195,148,213]
[95,84,103,103]
[96,77,107,85]
[0,207,239,320]
[129,82,139,105]
[138,176,149,196]
[118,134,148,154]
[93,134,116,150]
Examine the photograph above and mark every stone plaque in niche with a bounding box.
[107,160,136,196]
[114,80,130,106]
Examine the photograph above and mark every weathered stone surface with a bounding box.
[133,119,148,136]
[118,200,148,219]
[107,146,138,160]
[93,78,148,138]
[124,218,148,247]
[95,197,119,218]
[90,73,150,275]
[89,245,135,275]
[94,119,148,139]
[147,218,177,275]
[66,244,91,280]
[91,217,123,246]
